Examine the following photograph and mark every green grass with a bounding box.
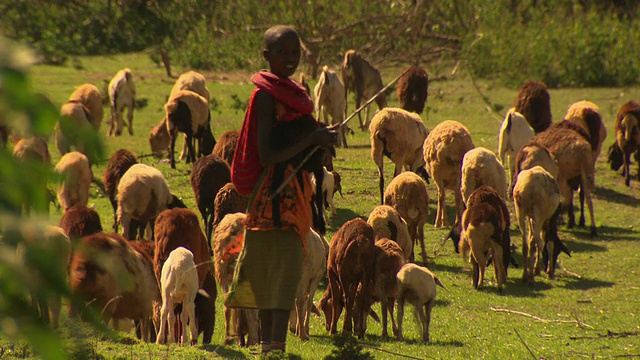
[3,51,640,359]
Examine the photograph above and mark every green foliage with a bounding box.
[323,333,374,360]
[465,4,640,87]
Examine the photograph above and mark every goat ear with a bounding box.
[310,303,321,317]
[197,289,211,299]
[557,237,571,257]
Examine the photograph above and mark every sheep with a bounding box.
[513,81,552,134]
[54,151,92,212]
[165,89,216,169]
[153,207,217,344]
[68,83,104,131]
[291,228,329,340]
[55,100,93,156]
[327,218,376,338]
[513,166,571,284]
[68,232,160,341]
[423,120,475,228]
[530,126,596,235]
[211,182,249,232]
[190,154,231,244]
[459,186,511,293]
[116,163,186,240]
[461,147,508,204]
[156,247,199,345]
[59,204,103,240]
[102,149,138,232]
[614,100,640,186]
[148,118,171,156]
[211,213,259,347]
[396,263,445,344]
[497,108,534,193]
[314,65,349,147]
[396,65,428,114]
[382,171,429,262]
[564,100,607,166]
[211,129,239,167]
[341,49,387,130]
[367,204,412,261]
[108,68,136,136]
[369,107,430,204]
[12,136,51,165]
[510,143,558,199]
[359,238,405,340]
[14,224,70,328]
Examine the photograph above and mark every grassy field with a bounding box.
[3,51,639,359]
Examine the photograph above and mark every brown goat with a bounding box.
[397,65,428,114]
[102,149,138,232]
[327,218,376,338]
[614,100,640,186]
[211,129,239,167]
[60,205,103,241]
[190,154,231,244]
[513,81,552,134]
[68,232,160,342]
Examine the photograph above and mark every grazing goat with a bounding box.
[367,204,413,263]
[327,218,376,338]
[397,65,428,114]
[423,120,474,227]
[614,100,640,186]
[68,83,104,130]
[108,68,135,136]
[60,205,103,240]
[369,107,430,204]
[165,90,216,169]
[55,100,93,157]
[513,81,552,134]
[212,183,249,232]
[341,50,387,130]
[511,143,558,199]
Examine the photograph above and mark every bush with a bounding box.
[465,4,640,87]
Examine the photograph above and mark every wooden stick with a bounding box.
[489,307,594,329]
[269,67,413,200]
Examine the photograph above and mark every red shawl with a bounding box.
[231,71,313,195]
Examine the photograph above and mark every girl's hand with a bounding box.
[313,126,338,147]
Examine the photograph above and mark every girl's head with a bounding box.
[263,25,301,79]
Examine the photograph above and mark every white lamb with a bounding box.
[396,263,445,344]
[314,65,348,147]
[157,247,199,345]
[108,68,136,136]
[498,108,534,192]
[461,147,507,204]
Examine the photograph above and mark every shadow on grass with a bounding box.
[431,262,467,275]
[504,280,551,298]
[594,185,639,206]
[563,239,607,253]
[558,276,615,291]
[201,344,249,359]
[590,225,639,241]
[328,208,364,233]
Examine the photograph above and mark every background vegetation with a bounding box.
[1,1,640,359]
[1,0,639,86]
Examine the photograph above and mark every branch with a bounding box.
[514,329,538,360]
[360,343,436,360]
[489,307,594,329]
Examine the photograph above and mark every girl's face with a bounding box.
[264,32,301,78]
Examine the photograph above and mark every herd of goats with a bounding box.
[4,49,640,348]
